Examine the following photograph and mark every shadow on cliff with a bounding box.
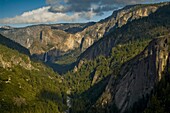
[0,34,31,56]
[70,75,111,113]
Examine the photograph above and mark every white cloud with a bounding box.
[0,6,96,24]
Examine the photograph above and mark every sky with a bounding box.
[0,0,169,27]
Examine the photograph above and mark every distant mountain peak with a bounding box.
[0,26,13,30]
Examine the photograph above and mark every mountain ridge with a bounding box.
[1,2,170,113]
[0,2,168,66]
[78,2,170,61]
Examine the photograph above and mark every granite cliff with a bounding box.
[94,36,170,113]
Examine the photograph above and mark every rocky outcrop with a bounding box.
[0,34,36,70]
[0,54,35,70]
[95,36,170,113]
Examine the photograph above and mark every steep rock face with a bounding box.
[0,23,95,56]
[0,3,167,63]
[96,36,170,113]
[0,26,81,55]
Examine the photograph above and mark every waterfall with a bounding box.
[44,52,48,62]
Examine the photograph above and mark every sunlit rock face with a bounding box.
[0,3,167,62]
[76,3,166,51]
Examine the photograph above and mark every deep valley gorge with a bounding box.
[0,1,170,113]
